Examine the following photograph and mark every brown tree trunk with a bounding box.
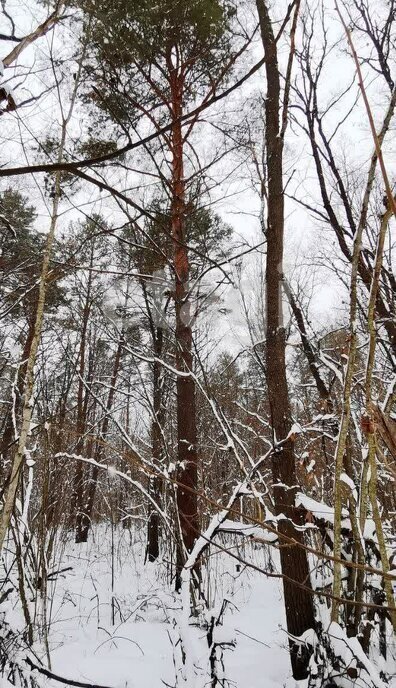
[256,0,316,679]
[147,326,165,562]
[169,67,199,588]
[74,255,93,543]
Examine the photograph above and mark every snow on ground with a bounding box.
[4,524,395,688]
[23,524,294,688]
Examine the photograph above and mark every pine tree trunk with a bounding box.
[169,68,199,588]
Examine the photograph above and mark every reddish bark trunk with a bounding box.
[169,68,199,586]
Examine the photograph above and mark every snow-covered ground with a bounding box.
[7,525,292,688]
[3,524,395,688]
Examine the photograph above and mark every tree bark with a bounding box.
[73,253,93,544]
[147,326,165,562]
[256,0,316,679]
[169,66,199,588]
[0,313,36,474]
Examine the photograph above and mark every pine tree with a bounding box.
[73,0,236,582]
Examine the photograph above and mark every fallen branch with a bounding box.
[24,657,113,688]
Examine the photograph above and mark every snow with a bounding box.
[107,464,118,478]
[295,492,349,524]
[2,525,297,688]
[340,472,358,502]
[306,459,315,473]
[218,518,278,541]
[287,422,302,439]
[1,522,395,688]
[327,622,388,688]
[363,518,377,540]
[295,489,381,544]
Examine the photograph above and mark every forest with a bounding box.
[0,0,395,686]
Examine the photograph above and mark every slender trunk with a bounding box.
[74,251,93,543]
[343,437,365,637]
[256,1,315,679]
[147,326,164,562]
[77,334,124,543]
[0,33,90,550]
[0,174,62,552]
[363,207,396,630]
[330,161,368,625]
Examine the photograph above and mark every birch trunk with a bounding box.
[0,182,61,553]
[0,47,82,553]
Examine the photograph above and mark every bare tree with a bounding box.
[255,0,316,679]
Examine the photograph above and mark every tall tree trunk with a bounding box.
[74,251,93,543]
[0,184,62,554]
[256,0,316,679]
[169,67,199,588]
[362,206,396,630]
[147,326,165,562]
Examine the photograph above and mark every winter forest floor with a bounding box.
[2,525,298,688]
[2,525,396,688]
